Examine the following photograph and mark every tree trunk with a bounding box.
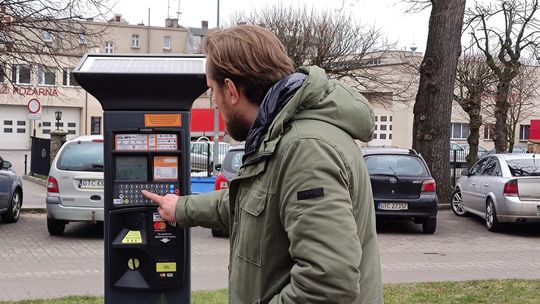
[507,123,517,153]
[412,0,466,205]
[494,81,511,153]
[466,96,482,169]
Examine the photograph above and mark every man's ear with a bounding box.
[224,78,240,105]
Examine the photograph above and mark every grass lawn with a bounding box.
[1,279,538,304]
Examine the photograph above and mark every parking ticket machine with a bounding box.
[74,54,207,303]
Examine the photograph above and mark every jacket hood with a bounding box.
[263,66,374,146]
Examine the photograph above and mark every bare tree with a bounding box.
[466,0,540,153]
[0,0,112,70]
[411,0,466,205]
[454,52,496,168]
[483,63,540,152]
[231,5,415,104]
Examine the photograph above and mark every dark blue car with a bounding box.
[0,156,23,223]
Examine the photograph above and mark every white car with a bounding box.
[190,140,229,172]
[46,135,104,235]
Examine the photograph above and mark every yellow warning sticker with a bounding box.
[122,230,143,244]
[156,262,176,272]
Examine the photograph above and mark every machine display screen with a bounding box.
[115,156,148,181]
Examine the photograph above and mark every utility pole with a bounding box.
[212,0,220,175]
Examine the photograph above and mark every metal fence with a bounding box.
[450,148,527,186]
[190,142,230,177]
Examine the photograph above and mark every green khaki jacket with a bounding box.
[176,66,383,304]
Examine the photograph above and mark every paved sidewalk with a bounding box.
[0,210,539,301]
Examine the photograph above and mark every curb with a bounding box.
[438,204,451,210]
[22,175,48,187]
[21,208,47,214]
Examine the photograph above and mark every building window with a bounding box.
[91,116,101,135]
[4,120,12,125]
[381,116,387,122]
[519,125,530,141]
[79,33,87,45]
[163,36,171,50]
[37,66,56,86]
[451,123,470,139]
[190,35,203,53]
[132,34,140,48]
[4,128,12,133]
[42,30,52,43]
[11,64,31,85]
[105,41,114,53]
[42,122,51,127]
[68,122,76,128]
[380,134,387,140]
[17,128,25,133]
[63,68,78,86]
[483,124,495,140]
[67,130,76,135]
[17,121,25,126]
[43,129,51,134]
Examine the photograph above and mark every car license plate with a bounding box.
[79,179,104,189]
[378,202,408,211]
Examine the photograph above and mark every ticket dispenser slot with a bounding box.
[74,54,207,304]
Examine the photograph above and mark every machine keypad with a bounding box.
[114,183,180,206]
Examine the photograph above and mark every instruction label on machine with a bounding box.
[115,134,178,151]
[154,156,178,181]
[122,230,143,244]
[153,212,177,245]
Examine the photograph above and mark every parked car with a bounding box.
[190,139,229,172]
[361,147,438,234]
[452,153,540,232]
[0,156,23,223]
[212,144,245,237]
[450,141,488,166]
[46,135,104,235]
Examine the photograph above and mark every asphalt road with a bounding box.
[0,210,539,301]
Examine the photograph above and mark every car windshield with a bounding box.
[506,158,540,176]
[57,141,104,172]
[365,155,429,177]
[224,150,244,173]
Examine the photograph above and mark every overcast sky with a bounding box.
[113,0,430,52]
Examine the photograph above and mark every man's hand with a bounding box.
[141,190,179,223]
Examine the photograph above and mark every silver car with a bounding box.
[46,135,104,235]
[452,154,540,232]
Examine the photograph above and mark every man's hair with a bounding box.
[203,25,294,105]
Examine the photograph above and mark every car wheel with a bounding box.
[47,217,66,235]
[422,217,437,234]
[1,189,21,223]
[486,199,502,232]
[451,189,467,216]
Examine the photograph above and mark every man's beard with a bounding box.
[226,110,251,141]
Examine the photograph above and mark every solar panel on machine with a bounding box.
[80,57,205,74]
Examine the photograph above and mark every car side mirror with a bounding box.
[2,160,12,170]
[215,164,222,171]
[461,168,469,177]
